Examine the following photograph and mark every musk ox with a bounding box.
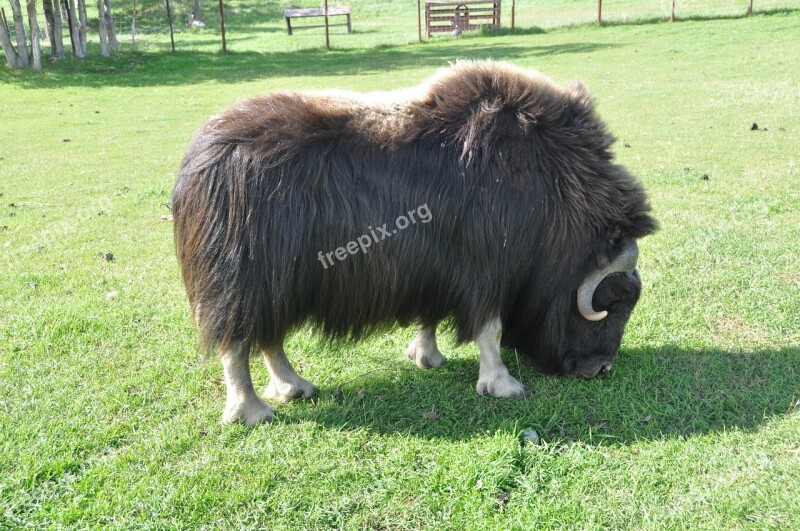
[172,61,657,426]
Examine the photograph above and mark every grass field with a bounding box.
[1,3,799,529]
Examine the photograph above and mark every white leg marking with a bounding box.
[405,324,446,369]
[263,344,318,402]
[221,342,274,426]
[475,317,530,399]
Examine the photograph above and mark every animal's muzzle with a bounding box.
[573,362,613,379]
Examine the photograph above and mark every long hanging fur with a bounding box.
[172,60,657,366]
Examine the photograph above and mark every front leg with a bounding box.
[220,342,274,426]
[475,317,531,399]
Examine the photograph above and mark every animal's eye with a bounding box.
[607,226,622,247]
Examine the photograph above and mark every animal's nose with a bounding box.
[575,363,612,378]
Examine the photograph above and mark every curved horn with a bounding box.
[577,240,639,322]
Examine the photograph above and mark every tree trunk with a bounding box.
[9,0,30,66]
[103,0,118,50]
[43,0,57,55]
[26,0,41,69]
[53,0,64,54]
[43,0,53,46]
[192,0,201,20]
[97,0,108,55]
[43,0,65,59]
[62,0,83,57]
[75,0,86,56]
[0,7,22,67]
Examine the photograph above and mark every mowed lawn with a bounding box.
[1,7,799,529]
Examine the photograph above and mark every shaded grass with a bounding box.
[1,6,799,530]
[1,40,617,88]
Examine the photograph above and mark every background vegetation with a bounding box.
[10,0,800,57]
[1,2,799,528]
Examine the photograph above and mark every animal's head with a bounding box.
[504,227,654,379]
[557,236,644,377]
[498,131,657,377]
[502,234,649,378]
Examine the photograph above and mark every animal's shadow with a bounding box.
[272,344,799,444]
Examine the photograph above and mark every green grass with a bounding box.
[1,3,799,529]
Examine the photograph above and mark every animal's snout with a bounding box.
[571,361,613,379]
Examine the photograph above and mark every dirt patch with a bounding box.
[781,270,800,289]
[709,314,769,351]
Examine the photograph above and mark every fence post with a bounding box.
[324,0,330,50]
[218,0,226,52]
[417,0,422,42]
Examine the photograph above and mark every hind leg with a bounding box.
[405,324,446,369]
[221,342,274,426]
[263,343,318,402]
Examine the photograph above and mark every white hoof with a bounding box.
[405,341,446,369]
[222,394,274,426]
[405,327,446,369]
[264,377,318,402]
[476,369,531,399]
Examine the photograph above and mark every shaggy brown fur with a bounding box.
[172,60,656,377]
